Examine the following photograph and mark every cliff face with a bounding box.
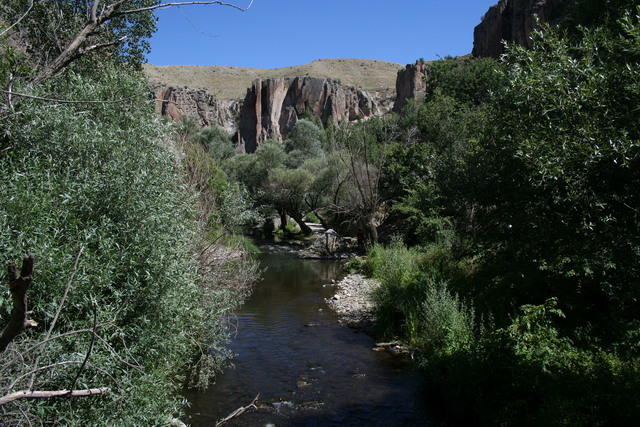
[473,0,566,58]
[152,86,240,134]
[238,77,382,153]
[393,60,427,114]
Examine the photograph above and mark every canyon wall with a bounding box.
[237,77,382,153]
[152,86,240,134]
[472,0,566,58]
[393,60,427,114]
[152,78,385,153]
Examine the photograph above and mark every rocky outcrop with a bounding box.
[393,60,427,114]
[473,0,566,58]
[300,229,357,259]
[152,86,240,134]
[237,77,381,153]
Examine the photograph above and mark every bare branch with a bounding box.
[0,388,110,406]
[68,302,98,391]
[9,361,83,391]
[45,247,84,345]
[0,0,34,38]
[118,0,254,15]
[77,35,127,56]
[215,393,259,426]
[91,0,100,23]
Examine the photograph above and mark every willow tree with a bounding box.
[330,116,399,244]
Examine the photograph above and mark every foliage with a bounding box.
[196,125,236,162]
[283,119,324,168]
[420,284,475,358]
[369,6,640,425]
[422,56,505,106]
[0,66,233,425]
[472,13,640,335]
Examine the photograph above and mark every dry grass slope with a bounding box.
[144,58,404,100]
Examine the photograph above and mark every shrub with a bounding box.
[420,284,475,358]
[0,66,232,425]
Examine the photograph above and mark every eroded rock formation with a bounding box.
[237,77,381,153]
[393,60,427,114]
[152,86,240,134]
[472,0,566,58]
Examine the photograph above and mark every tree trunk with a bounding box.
[364,219,378,246]
[314,211,330,231]
[291,213,313,235]
[1,254,35,353]
[278,210,288,231]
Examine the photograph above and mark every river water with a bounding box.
[184,249,432,426]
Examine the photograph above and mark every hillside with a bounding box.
[144,58,403,100]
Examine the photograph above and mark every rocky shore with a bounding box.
[325,274,380,331]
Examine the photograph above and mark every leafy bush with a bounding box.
[420,284,475,358]
[0,66,235,425]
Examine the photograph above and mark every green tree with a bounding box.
[473,13,640,335]
[264,167,314,235]
[284,119,324,168]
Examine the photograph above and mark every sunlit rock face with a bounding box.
[472,0,566,58]
[152,85,240,134]
[237,77,381,153]
[393,60,427,114]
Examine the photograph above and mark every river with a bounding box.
[183,249,432,426]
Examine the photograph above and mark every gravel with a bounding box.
[325,274,380,331]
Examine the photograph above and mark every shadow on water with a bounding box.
[183,251,433,426]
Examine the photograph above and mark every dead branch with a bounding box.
[68,302,98,391]
[30,0,253,85]
[0,255,36,353]
[118,0,254,15]
[215,393,259,426]
[8,361,83,391]
[0,0,34,38]
[44,248,84,345]
[0,387,110,406]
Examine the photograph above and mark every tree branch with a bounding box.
[0,388,110,406]
[0,0,34,38]
[77,35,127,56]
[0,255,36,353]
[30,0,253,85]
[117,0,254,15]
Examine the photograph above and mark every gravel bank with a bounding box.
[325,274,381,331]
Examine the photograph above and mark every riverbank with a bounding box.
[325,274,380,331]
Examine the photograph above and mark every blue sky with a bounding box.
[147,0,498,68]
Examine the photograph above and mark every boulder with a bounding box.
[303,229,348,258]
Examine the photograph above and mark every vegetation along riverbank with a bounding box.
[2,0,639,425]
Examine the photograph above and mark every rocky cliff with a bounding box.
[152,86,240,134]
[237,77,382,153]
[393,60,427,113]
[472,0,566,58]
